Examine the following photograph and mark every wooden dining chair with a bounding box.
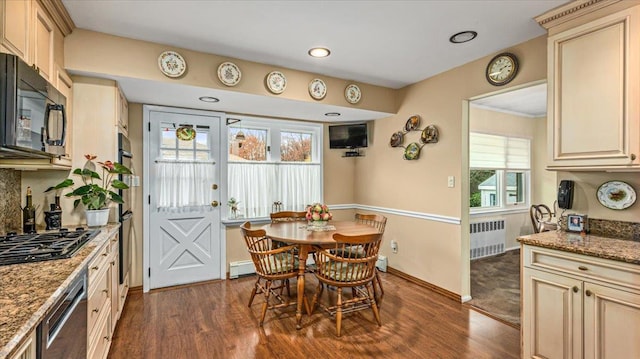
[270,211,307,223]
[310,232,383,336]
[355,213,387,306]
[240,222,303,326]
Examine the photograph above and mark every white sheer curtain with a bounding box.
[228,162,321,218]
[156,161,215,212]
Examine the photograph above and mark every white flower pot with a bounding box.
[86,208,110,227]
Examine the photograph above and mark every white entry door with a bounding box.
[145,106,222,290]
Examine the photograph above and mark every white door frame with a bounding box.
[142,105,227,293]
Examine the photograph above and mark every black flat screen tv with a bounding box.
[328,123,368,149]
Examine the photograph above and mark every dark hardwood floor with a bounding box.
[108,272,520,358]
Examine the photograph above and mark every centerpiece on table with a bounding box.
[46,154,132,227]
[305,203,332,228]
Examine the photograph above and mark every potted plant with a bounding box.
[46,154,132,227]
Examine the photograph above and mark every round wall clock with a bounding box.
[158,51,187,78]
[309,78,327,100]
[217,62,242,86]
[486,52,519,86]
[265,71,287,94]
[345,84,362,104]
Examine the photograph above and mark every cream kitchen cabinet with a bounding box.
[31,0,53,82]
[117,87,129,137]
[9,330,35,359]
[522,244,640,359]
[87,232,123,359]
[0,0,31,63]
[538,2,640,171]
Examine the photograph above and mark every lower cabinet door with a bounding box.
[583,282,640,359]
[523,267,583,359]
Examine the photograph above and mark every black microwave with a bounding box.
[0,53,67,159]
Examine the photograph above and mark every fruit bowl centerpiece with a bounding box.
[305,203,332,227]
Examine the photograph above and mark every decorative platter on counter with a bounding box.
[217,62,242,86]
[265,71,287,94]
[158,51,187,78]
[596,181,636,210]
[390,131,404,147]
[309,78,327,100]
[344,84,362,104]
[404,115,421,132]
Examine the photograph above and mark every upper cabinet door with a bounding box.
[31,0,54,82]
[547,6,640,170]
[0,0,31,62]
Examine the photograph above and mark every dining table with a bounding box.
[261,220,380,329]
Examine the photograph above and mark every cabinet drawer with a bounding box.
[524,245,640,291]
[87,266,110,335]
[87,301,111,359]
[88,242,110,284]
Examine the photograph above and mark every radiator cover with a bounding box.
[470,219,506,260]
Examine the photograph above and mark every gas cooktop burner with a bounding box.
[0,228,100,266]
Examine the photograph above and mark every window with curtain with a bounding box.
[227,117,322,218]
[469,132,530,211]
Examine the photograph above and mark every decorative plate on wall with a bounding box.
[345,84,362,104]
[420,125,439,144]
[403,142,421,160]
[389,131,404,147]
[266,71,287,94]
[309,78,327,100]
[404,115,421,132]
[158,51,187,78]
[596,181,636,210]
[217,62,242,86]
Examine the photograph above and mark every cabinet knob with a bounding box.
[585,290,592,297]
[102,253,108,257]
[93,308,99,313]
[578,266,588,271]
[104,336,110,341]
[92,266,99,270]
[572,286,579,293]
[631,153,637,161]
[102,289,108,294]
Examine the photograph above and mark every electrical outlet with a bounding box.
[447,175,455,188]
[390,240,398,253]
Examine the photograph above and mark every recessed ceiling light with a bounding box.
[449,31,477,44]
[199,96,220,103]
[308,47,331,58]
[325,112,341,117]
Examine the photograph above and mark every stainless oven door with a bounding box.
[38,268,87,358]
[118,133,132,284]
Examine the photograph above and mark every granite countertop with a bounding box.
[0,224,120,359]
[518,230,640,265]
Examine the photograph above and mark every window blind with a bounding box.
[470,133,530,169]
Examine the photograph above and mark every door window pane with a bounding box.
[281,131,312,162]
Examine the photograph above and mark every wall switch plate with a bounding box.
[447,176,455,188]
[390,240,398,253]
[130,175,141,187]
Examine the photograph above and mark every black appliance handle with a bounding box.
[120,149,133,158]
[121,210,133,222]
[45,271,85,347]
[44,104,66,146]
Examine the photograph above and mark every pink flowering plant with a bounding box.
[46,154,132,210]
[305,203,333,222]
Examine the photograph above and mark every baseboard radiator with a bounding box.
[229,260,255,279]
[470,219,505,260]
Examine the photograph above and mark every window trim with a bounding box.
[222,114,323,220]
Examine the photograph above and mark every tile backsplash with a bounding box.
[0,169,21,234]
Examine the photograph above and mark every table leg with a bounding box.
[296,245,308,330]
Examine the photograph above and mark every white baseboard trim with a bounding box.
[461,295,472,303]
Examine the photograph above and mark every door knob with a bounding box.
[212,184,218,190]
[211,200,219,207]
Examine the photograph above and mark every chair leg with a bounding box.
[366,283,382,327]
[310,282,324,314]
[373,269,384,306]
[336,287,343,337]
[259,280,272,326]
[285,278,291,298]
[248,277,261,307]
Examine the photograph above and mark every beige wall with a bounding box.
[355,35,549,296]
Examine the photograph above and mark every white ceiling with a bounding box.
[471,83,547,118]
[61,0,565,121]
